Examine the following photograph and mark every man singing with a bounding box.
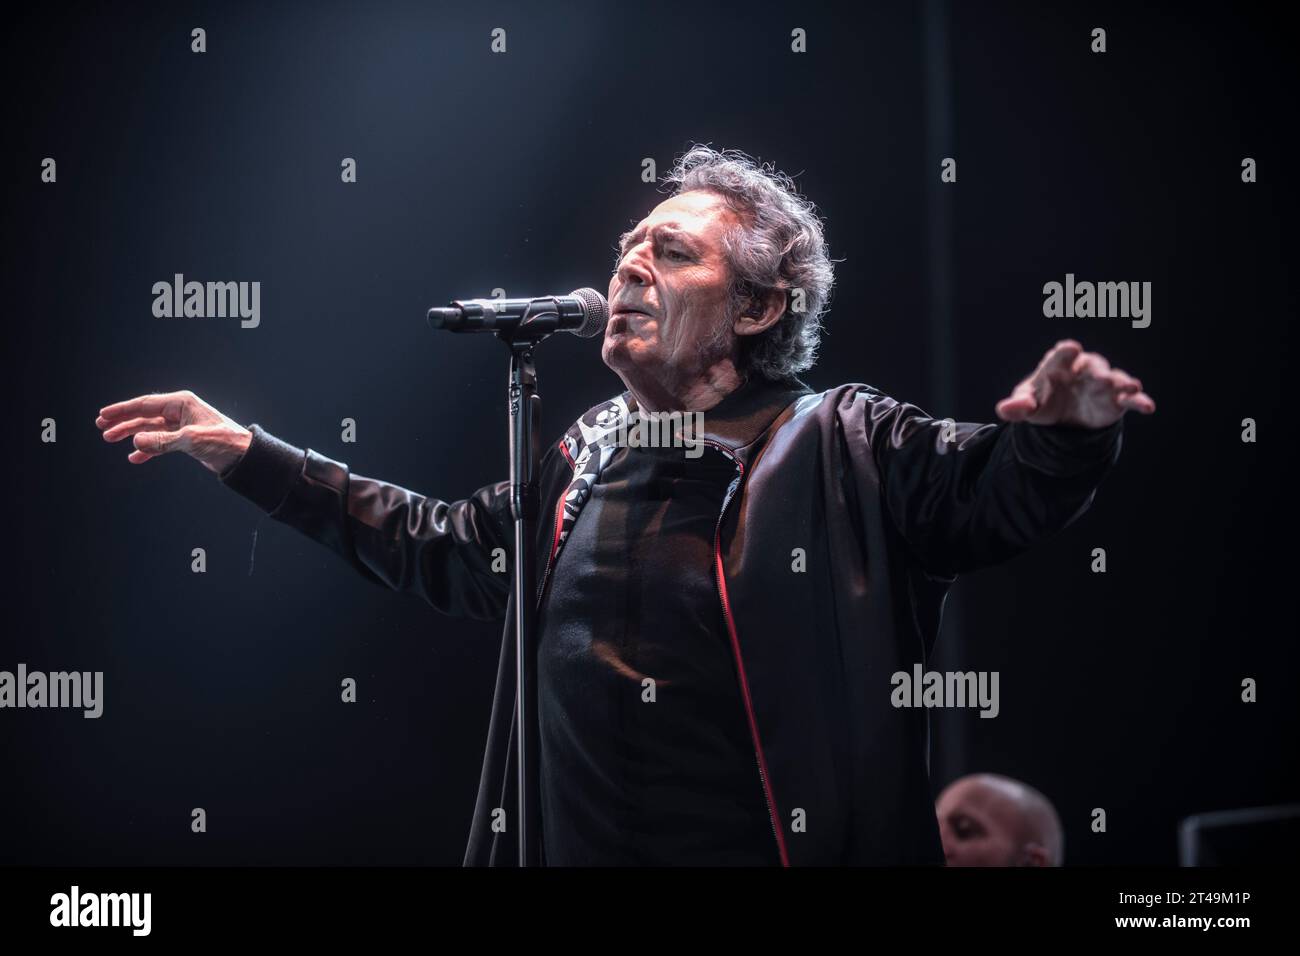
[96,146,1155,866]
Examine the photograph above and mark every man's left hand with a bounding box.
[995,339,1156,429]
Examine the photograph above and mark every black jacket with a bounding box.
[219,374,1122,866]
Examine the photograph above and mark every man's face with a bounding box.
[604,190,741,380]
[935,778,1027,866]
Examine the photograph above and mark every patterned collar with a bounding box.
[548,374,814,565]
[558,373,815,470]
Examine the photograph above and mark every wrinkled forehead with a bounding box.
[622,190,741,245]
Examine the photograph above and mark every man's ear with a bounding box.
[734,287,787,338]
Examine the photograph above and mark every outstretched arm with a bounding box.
[856,340,1155,578]
[96,390,516,621]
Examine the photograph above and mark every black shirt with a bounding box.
[537,429,780,866]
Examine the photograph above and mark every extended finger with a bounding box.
[132,429,189,456]
[1070,351,1112,381]
[1035,340,1083,379]
[1107,369,1143,394]
[101,416,169,443]
[996,396,1035,421]
[1118,391,1156,414]
[98,391,188,424]
[995,379,1039,421]
[1023,340,1085,405]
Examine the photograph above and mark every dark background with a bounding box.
[1,0,1293,865]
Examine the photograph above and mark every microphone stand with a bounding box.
[500,314,546,867]
[431,291,605,866]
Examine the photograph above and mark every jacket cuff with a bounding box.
[218,424,306,515]
[1009,418,1123,478]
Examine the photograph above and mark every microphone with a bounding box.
[427,288,609,339]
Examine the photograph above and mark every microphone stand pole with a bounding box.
[501,328,543,867]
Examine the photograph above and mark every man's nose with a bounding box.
[616,245,653,287]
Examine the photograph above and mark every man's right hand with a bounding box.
[96,390,252,475]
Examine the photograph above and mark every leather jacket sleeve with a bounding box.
[218,424,517,621]
[851,387,1123,578]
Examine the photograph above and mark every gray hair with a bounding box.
[660,145,835,380]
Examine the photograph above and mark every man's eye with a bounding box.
[666,249,690,261]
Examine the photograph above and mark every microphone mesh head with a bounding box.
[569,288,609,338]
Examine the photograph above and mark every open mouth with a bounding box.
[609,309,649,334]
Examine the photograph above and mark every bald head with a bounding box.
[935,773,1064,867]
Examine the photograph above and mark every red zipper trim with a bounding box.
[536,489,565,610]
[714,509,791,868]
[531,440,571,609]
[554,437,576,567]
[548,492,565,563]
[693,436,789,869]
